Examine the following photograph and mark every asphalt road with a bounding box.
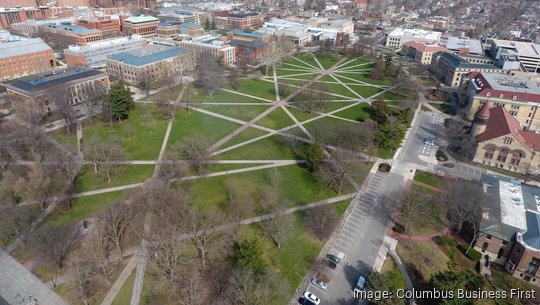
[300,171,406,305]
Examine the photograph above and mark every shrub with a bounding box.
[436,150,449,161]
[435,236,457,247]
[378,163,392,172]
[458,244,482,262]
[393,225,405,233]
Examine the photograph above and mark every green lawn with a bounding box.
[220,127,268,149]
[50,191,127,225]
[224,79,277,101]
[193,88,263,103]
[380,91,406,101]
[347,84,383,98]
[218,135,294,160]
[82,104,167,160]
[167,110,240,150]
[200,104,271,122]
[396,240,449,285]
[74,165,154,192]
[240,215,323,295]
[111,269,136,305]
[284,106,320,122]
[185,164,336,211]
[333,72,392,87]
[332,103,372,122]
[257,107,296,130]
[413,170,441,188]
[313,53,340,69]
[52,129,78,154]
[335,199,351,216]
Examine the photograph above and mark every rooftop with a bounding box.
[388,28,442,40]
[108,44,186,66]
[468,72,540,103]
[6,67,105,93]
[65,35,144,52]
[402,40,447,52]
[233,30,268,38]
[124,15,159,24]
[230,39,268,48]
[0,38,51,59]
[446,36,483,54]
[43,23,100,34]
[480,173,540,245]
[491,39,540,57]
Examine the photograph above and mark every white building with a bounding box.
[63,35,146,68]
[386,28,442,48]
[488,39,540,73]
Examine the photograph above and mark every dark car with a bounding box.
[299,298,317,305]
[323,259,337,269]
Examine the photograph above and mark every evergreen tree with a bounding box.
[106,81,134,121]
[233,238,267,276]
[204,18,211,31]
[303,143,325,173]
[210,21,216,30]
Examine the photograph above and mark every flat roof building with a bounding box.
[386,28,442,48]
[64,35,147,68]
[4,66,109,111]
[76,17,121,36]
[488,39,540,73]
[39,23,103,47]
[106,44,195,85]
[430,52,503,87]
[175,35,236,65]
[122,15,159,36]
[401,41,447,65]
[446,36,484,55]
[0,38,55,81]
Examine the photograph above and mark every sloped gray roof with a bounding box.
[522,211,540,250]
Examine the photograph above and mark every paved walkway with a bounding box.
[0,251,69,305]
[386,238,417,305]
[100,255,137,305]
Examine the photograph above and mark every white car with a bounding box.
[303,291,321,305]
[424,138,435,146]
[311,278,328,290]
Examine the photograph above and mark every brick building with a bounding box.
[76,17,121,36]
[0,38,55,81]
[106,44,195,85]
[156,21,203,39]
[213,11,263,30]
[4,67,109,112]
[0,7,50,29]
[476,174,540,286]
[430,52,503,87]
[229,39,268,61]
[122,15,159,36]
[39,23,103,47]
[461,72,540,131]
[401,41,447,65]
[230,30,271,43]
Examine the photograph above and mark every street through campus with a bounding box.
[292,107,461,305]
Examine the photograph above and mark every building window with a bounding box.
[481,242,489,252]
[484,144,496,159]
[497,247,505,259]
[502,240,508,245]
[497,148,510,162]
[487,234,492,240]
[526,258,540,276]
[510,151,524,166]
[503,137,513,145]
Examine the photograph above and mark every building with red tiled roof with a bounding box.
[401,41,447,65]
[473,105,540,173]
[461,72,540,131]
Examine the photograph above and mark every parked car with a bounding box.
[303,291,321,305]
[355,275,366,291]
[323,259,337,269]
[326,251,345,264]
[424,138,435,146]
[311,278,328,290]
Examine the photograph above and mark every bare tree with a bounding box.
[101,137,125,182]
[155,95,175,120]
[195,55,224,98]
[259,39,294,75]
[97,201,139,259]
[181,83,198,113]
[229,267,289,305]
[0,206,38,248]
[34,223,76,269]
[399,189,430,234]
[10,102,48,163]
[184,207,229,269]
[259,169,292,250]
[84,136,103,174]
[318,151,365,194]
[15,165,52,210]
[84,224,115,284]
[51,86,77,135]
[0,168,22,207]
[147,229,190,283]
[173,264,208,305]
[442,180,484,234]
[81,80,108,124]
[305,205,339,241]
[70,257,98,305]
[170,137,210,174]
